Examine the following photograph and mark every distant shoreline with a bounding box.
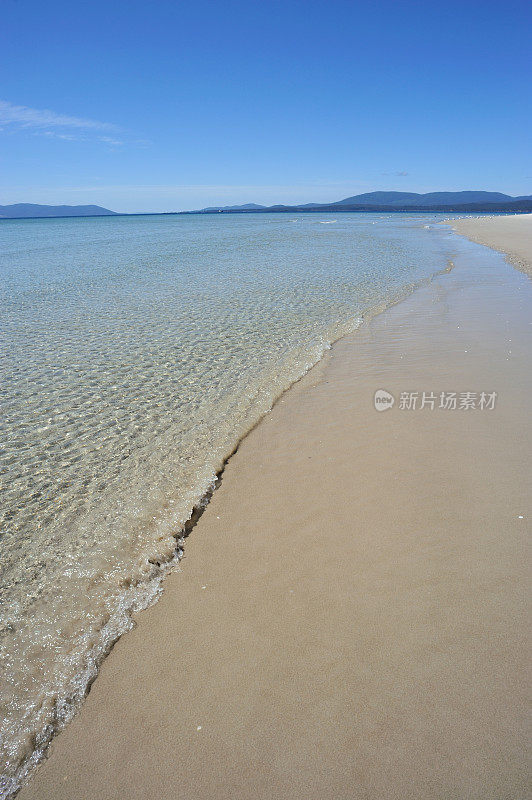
[2,209,532,221]
[4,191,532,219]
[181,205,532,215]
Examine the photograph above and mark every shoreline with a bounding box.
[1,220,460,800]
[2,214,462,800]
[447,213,532,278]
[16,216,532,799]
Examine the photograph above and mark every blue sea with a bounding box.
[0,212,458,796]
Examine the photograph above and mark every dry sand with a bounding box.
[449,212,532,277]
[18,219,532,799]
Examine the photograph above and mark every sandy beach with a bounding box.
[450,213,532,277]
[18,216,531,800]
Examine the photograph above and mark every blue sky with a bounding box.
[1,0,530,212]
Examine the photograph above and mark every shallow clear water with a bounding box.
[0,212,456,796]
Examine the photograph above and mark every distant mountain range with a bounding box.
[190,191,532,214]
[2,193,531,219]
[0,204,117,219]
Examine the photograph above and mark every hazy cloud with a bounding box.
[33,130,127,147]
[99,136,125,147]
[0,99,117,132]
[381,170,409,177]
[40,131,80,142]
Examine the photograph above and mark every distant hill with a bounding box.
[187,191,532,214]
[200,202,266,212]
[0,204,118,219]
[334,191,519,207]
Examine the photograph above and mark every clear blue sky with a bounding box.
[1,0,530,212]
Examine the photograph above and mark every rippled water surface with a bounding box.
[0,212,456,796]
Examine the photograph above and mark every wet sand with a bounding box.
[449,212,532,277]
[18,224,532,799]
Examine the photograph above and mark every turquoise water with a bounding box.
[0,212,456,797]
